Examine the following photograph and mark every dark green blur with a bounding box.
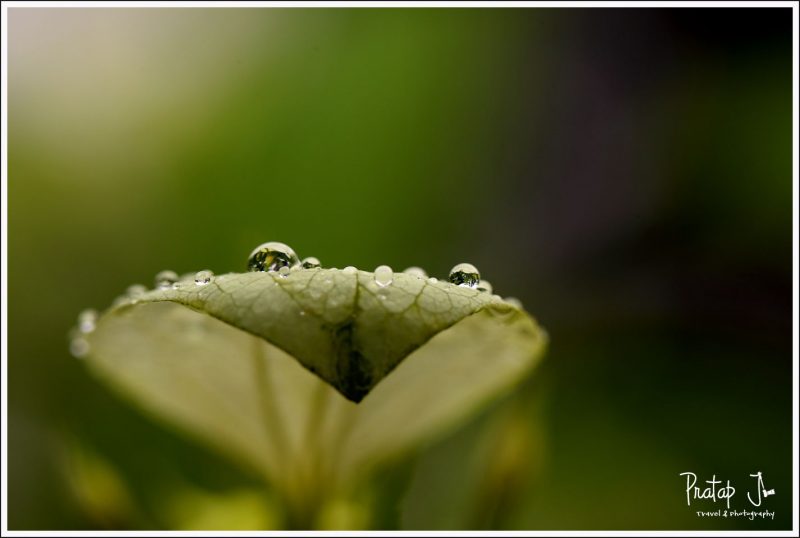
[7,8,793,530]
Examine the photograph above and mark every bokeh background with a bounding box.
[6,7,794,530]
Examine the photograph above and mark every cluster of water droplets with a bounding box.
[239,241,522,306]
[70,241,529,358]
[69,308,97,358]
[240,243,527,310]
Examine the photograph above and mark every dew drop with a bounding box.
[171,274,190,289]
[504,297,523,309]
[70,337,90,358]
[427,277,438,284]
[194,270,213,285]
[448,263,480,288]
[126,284,147,298]
[343,266,357,275]
[403,266,428,279]
[374,265,393,287]
[154,270,178,289]
[476,280,493,294]
[247,241,300,272]
[302,256,321,269]
[278,266,291,278]
[77,309,98,334]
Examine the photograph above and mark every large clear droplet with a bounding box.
[155,270,178,289]
[247,242,300,272]
[301,257,321,269]
[194,270,213,285]
[403,266,427,279]
[476,280,493,294]
[448,263,480,288]
[374,265,393,287]
[77,309,98,334]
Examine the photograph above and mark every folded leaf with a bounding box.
[82,268,546,496]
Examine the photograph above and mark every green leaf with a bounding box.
[82,268,546,502]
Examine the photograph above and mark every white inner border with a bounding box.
[1,1,797,536]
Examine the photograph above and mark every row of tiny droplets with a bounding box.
[69,241,523,358]
[245,242,522,305]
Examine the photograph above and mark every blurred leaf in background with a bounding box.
[6,6,793,530]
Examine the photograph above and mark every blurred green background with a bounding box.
[7,7,793,530]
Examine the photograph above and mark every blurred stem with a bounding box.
[252,341,288,478]
[252,341,317,528]
[284,378,336,529]
[283,493,321,530]
[305,378,330,485]
[252,345,362,529]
